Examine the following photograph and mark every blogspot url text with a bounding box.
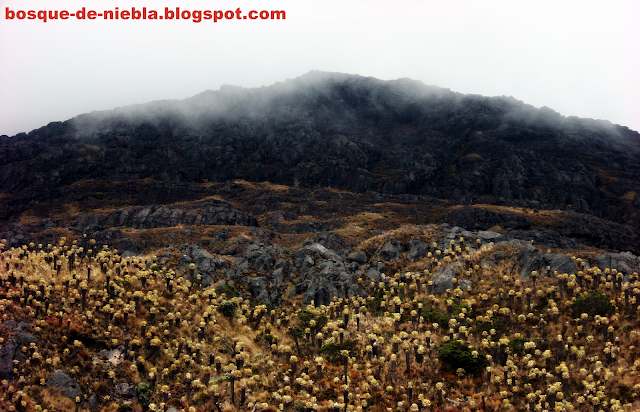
[4,7,286,23]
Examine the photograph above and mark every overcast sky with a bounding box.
[1,0,639,136]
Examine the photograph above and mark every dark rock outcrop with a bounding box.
[178,244,230,287]
[0,223,30,249]
[0,321,38,380]
[593,252,639,278]
[378,240,405,261]
[431,260,472,294]
[1,72,638,254]
[103,202,258,230]
[291,243,365,306]
[407,240,427,261]
[47,370,82,399]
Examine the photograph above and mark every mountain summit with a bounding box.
[1,72,639,253]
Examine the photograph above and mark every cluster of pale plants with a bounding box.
[0,236,638,412]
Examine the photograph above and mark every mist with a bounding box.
[2,0,639,136]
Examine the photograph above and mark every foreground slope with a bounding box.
[0,234,639,411]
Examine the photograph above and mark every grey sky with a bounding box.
[1,0,639,136]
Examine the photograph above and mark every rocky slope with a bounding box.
[1,71,640,412]
[0,71,639,266]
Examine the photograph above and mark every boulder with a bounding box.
[593,252,639,279]
[514,241,578,280]
[178,244,229,287]
[478,231,507,243]
[47,370,82,399]
[292,244,365,306]
[378,240,405,261]
[431,260,470,294]
[0,321,38,380]
[407,240,427,260]
[347,251,367,265]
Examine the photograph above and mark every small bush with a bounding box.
[297,311,313,323]
[437,339,487,375]
[265,334,278,345]
[218,301,237,318]
[366,297,384,315]
[571,290,615,317]
[137,382,152,407]
[314,314,329,329]
[422,307,449,328]
[472,320,507,336]
[319,340,359,364]
[508,337,529,355]
[216,284,240,298]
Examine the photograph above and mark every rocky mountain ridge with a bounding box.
[1,71,639,277]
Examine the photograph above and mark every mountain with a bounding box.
[3,71,640,411]
[1,71,639,255]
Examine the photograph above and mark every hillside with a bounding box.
[0,72,639,411]
[0,72,639,254]
[0,234,639,411]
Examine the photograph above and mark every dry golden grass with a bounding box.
[355,225,430,253]
[38,387,77,411]
[622,191,637,202]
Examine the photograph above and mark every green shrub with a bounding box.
[265,334,278,345]
[216,284,240,298]
[137,382,152,407]
[437,339,487,375]
[472,320,507,336]
[290,326,305,340]
[366,297,384,315]
[422,307,449,328]
[571,290,615,317]
[297,310,313,323]
[508,337,529,355]
[314,314,329,329]
[319,340,359,364]
[219,301,237,318]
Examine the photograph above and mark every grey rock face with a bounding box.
[477,231,507,243]
[47,369,82,399]
[309,231,353,253]
[245,276,283,306]
[179,244,229,287]
[98,200,258,231]
[291,243,365,306]
[517,244,578,280]
[364,266,383,283]
[594,252,639,279]
[245,243,280,273]
[407,240,427,261]
[431,260,470,294]
[0,321,38,380]
[0,341,18,380]
[378,240,405,261]
[0,223,31,249]
[347,251,367,265]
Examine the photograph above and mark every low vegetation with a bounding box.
[0,236,639,411]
